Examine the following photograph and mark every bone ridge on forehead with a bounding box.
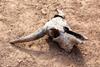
[44,17,71,32]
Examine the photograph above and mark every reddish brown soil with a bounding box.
[0,0,100,67]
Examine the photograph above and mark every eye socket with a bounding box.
[49,28,60,38]
[63,27,69,32]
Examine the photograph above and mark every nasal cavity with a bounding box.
[49,28,60,38]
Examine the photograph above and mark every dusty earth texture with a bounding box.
[0,0,100,67]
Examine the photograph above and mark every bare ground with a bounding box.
[0,0,100,67]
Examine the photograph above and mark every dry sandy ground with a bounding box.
[0,0,100,67]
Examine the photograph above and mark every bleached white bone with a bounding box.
[10,9,88,52]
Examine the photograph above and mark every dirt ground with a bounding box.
[0,0,100,67]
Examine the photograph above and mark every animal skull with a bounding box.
[10,9,88,52]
